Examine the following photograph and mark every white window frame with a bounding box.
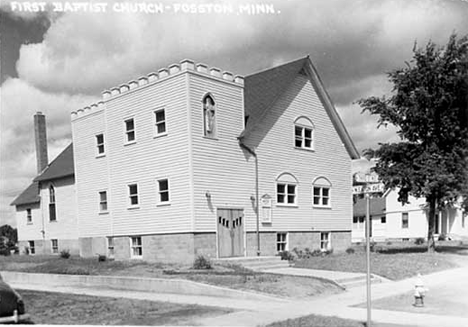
[156,178,170,205]
[294,117,314,150]
[313,186,331,207]
[320,232,330,250]
[353,216,365,230]
[276,183,297,206]
[130,236,142,258]
[124,118,136,144]
[276,232,288,252]
[107,237,115,258]
[402,212,409,229]
[202,94,217,138]
[154,108,167,137]
[51,239,58,254]
[96,133,105,156]
[28,240,35,255]
[26,208,32,224]
[49,185,57,221]
[99,191,108,213]
[127,183,139,208]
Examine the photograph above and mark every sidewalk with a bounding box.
[6,266,468,326]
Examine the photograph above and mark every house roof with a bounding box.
[10,182,40,206]
[11,143,74,207]
[354,197,386,217]
[34,143,74,182]
[240,56,359,159]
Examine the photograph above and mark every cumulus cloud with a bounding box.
[0,78,97,226]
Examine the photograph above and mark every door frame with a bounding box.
[216,207,245,258]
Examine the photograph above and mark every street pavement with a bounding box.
[9,266,468,327]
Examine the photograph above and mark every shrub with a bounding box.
[193,255,212,269]
[98,254,107,262]
[60,249,71,259]
[279,250,295,261]
[386,241,392,246]
[23,247,30,255]
[346,247,355,254]
[415,237,425,245]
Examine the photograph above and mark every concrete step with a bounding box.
[338,275,383,289]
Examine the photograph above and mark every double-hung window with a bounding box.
[131,236,142,258]
[99,191,108,212]
[28,241,35,255]
[51,239,58,254]
[125,118,136,143]
[128,184,139,207]
[277,233,287,252]
[320,232,330,250]
[294,117,314,150]
[402,212,409,229]
[157,179,170,204]
[96,134,105,155]
[276,173,298,206]
[312,177,332,208]
[49,185,56,221]
[154,109,166,136]
[107,237,115,258]
[26,208,32,224]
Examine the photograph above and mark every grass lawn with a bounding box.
[265,315,415,327]
[0,255,342,299]
[294,242,468,280]
[21,289,232,325]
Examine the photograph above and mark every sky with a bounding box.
[1,0,467,227]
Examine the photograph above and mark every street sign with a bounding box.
[352,183,384,195]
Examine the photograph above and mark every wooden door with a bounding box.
[217,209,244,257]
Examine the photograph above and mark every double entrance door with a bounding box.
[217,208,244,257]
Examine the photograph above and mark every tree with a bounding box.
[358,34,468,252]
[0,224,17,248]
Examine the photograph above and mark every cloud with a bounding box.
[0,78,97,226]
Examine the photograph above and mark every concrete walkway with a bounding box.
[5,267,468,326]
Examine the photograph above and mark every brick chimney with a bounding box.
[34,111,48,173]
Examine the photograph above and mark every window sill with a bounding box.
[130,256,143,260]
[276,204,298,208]
[96,153,106,158]
[49,220,58,223]
[313,206,332,210]
[156,202,171,207]
[127,206,140,210]
[26,222,33,225]
[202,136,219,141]
[154,133,168,139]
[294,146,315,152]
[99,211,110,215]
[124,141,137,146]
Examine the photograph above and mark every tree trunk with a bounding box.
[427,196,436,252]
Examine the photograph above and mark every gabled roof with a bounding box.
[240,56,359,159]
[34,143,74,182]
[10,182,40,206]
[354,197,386,217]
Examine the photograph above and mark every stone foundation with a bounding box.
[19,238,79,256]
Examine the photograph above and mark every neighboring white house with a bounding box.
[13,57,360,263]
[352,159,468,243]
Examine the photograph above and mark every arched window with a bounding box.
[203,94,216,137]
[294,116,314,150]
[49,185,57,221]
[312,177,331,207]
[276,173,298,206]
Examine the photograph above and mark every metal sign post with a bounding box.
[353,171,384,327]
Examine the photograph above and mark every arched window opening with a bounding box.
[203,95,216,137]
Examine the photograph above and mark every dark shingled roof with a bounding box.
[11,143,74,207]
[10,182,40,206]
[240,56,359,159]
[354,197,386,217]
[34,143,74,182]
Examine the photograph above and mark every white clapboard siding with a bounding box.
[15,204,42,241]
[244,74,352,232]
[101,74,192,236]
[39,176,79,239]
[189,74,255,232]
[72,110,112,237]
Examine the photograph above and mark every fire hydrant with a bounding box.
[413,273,428,307]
